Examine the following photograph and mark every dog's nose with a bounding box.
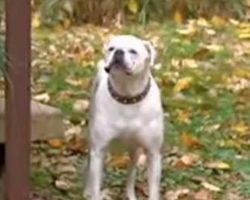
[114,49,124,62]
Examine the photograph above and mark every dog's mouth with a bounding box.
[105,61,132,75]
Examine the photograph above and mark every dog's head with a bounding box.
[104,35,156,76]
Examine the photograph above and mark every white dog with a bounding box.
[84,35,164,200]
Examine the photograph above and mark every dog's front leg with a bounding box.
[126,149,140,200]
[147,150,162,200]
[84,147,105,200]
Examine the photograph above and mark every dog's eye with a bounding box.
[129,49,137,55]
[108,47,115,52]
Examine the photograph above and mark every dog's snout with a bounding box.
[114,49,124,62]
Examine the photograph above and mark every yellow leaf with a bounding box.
[174,77,193,92]
[32,13,41,28]
[211,16,226,28]
[177,110,191,124]
[182,59,198,68]
[175,154,200,169]
[194,189,213,200]
[238,33,250,40]
[176,27,196,36]
[202,182,221,192]
[197,18,210,27]
[63,19,71,29]
[181,132,203,149]
[67,137,88,154]
[48,139,64,148]
[127,0,139,14]
[231,122,249,136]
[205,161,231,170]
[174,10,184,24]
[110,154,130,169]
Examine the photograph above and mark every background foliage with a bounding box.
[31,0,250,27]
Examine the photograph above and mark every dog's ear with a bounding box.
[144,41,157,68]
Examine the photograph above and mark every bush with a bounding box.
[31,0,250,26]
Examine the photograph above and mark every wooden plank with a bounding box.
[5,0,31,199]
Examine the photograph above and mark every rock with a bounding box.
[0,99,65,142]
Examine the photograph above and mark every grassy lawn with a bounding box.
[31,20,250,199]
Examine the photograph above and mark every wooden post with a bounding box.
[5,0,31,199]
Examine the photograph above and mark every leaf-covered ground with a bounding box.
[31,19,250,200]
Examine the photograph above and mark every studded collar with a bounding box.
[107,78,151,104]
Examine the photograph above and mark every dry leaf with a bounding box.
[175,154,200,169]
[137,153,147,166]
[32,13,41,28]
[181,132,203,149]
[194,48,211,60]
[182,59,198,68]
[211,16,226,28]
[231,122,249,136]
[55,179,71,191]
[174,10,185,24]
[201,182,221,192]
[205,44,223,52]
[34,93,50,102]
[110,154,130,169]
[164,188,192,200]
[176,27,196,36]
[194,189,213,200]
[73,99,90,113]
[67,137,88,154]
[127,0,139,14]
[197,18,210,27]
[177,110,192,124]
[205,161,231,170]
[174,77,193,92]
[47,139,64,148]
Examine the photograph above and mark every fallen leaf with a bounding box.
[194,189,213,200]
[47,139,64,148]
[55,179,72,191]
[127,0,139,14]
[110,153,130,169]
[197,18,210,27]
[73,99,90,113]
[231,122,249,136]
[181,132,203,149]
[137,153,147,166]
[205,28,216,36]
[201,182,221,192]
[164,188,192,200]
[177,109,192,124]
[67,136,88,154]
[176,27,196,36]
[174,77,193,92]
[205,44,223,52]
[182,59,198,68]
[174,9,185,24]
[175,153,200,169]
[211,16,227,28]
[32,13,41,28]
[65,126,82,139]
[194,48,211,60]
[205,161,231,170]
[34,93,50,102]
[57,165,77,174]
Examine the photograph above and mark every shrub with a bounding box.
[25,0,250,26]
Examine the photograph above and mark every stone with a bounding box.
[0,98,65,142]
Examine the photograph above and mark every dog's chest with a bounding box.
[109,104,148,134]
[93,77,162,138]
